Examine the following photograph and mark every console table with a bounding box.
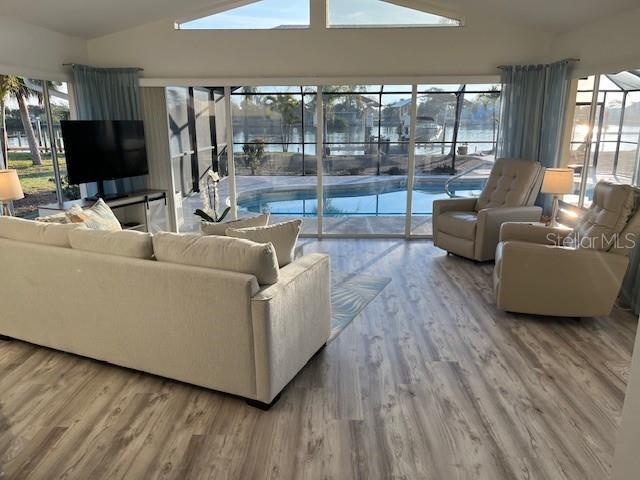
[38,189,169,233]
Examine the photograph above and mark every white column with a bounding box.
[316,87,324,237]
[224,86,238,220]
[404,85,418,237]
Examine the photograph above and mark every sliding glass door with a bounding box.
[169,82,501,237]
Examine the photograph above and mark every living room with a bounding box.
[1,1,640,479]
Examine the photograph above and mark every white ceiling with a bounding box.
[0,0,637,39]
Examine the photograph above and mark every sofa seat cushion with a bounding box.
[201,213,269,236]
[69,228,154,260]
[0,216,82,247]
[437,211,478,240]
[153,232,279,285]
[65,199,122,231]
[226,219,302,267]
[568,181,637,250]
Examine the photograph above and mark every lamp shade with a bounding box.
[541,168,574,195]
[0,170,25,202]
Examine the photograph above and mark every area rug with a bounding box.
[330,271,391,342]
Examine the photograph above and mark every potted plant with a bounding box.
[194,170,233,223]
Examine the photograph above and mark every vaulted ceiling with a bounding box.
[0,0,637,39]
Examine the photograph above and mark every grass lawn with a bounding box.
[7,152,67,195]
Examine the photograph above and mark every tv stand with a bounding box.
[84,192,129,202]
[38,189,169,233]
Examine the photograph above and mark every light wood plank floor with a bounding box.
[0,239,637,479]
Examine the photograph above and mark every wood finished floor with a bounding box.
[0,239,637,480]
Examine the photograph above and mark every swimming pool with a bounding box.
[237,178,486,216]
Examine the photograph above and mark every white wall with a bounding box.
[0,16,88,81]
[613,319,640,480]
[551,7,640,78]
[86,2,551,85]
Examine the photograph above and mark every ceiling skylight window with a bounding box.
[327,0,461,28]
[177,0,309,30]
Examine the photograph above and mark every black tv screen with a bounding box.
[61,120,148,185]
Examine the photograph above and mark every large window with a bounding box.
[327,0,461,28]
[169,82,501,237]
[0,77,78,218]
[567,71,640,206]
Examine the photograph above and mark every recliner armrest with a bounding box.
[499,222,571,245]
[475,206,543,261]
[432,197,478,244]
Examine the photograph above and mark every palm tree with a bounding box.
[264,94,301,152]
[0,75,43,166]
[0,76,10,169]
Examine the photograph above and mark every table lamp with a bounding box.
[541,168,574,227]
[0,169,25,216]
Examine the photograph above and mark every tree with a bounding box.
[242,139,265,175]
[264,94,301,152]
[0,76,10,169]
[0,75,43,166]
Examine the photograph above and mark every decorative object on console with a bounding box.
[194,170,233,223]
[226,219,302,267]
[0,169,24,216]
[541,168,574,227]
[65,198,122,231]
[201,213,269,236]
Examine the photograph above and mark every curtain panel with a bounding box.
[71,65,143,194]
[72,65,141,121]
[498,60,570,168]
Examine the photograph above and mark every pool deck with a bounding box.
[179,173,490,235]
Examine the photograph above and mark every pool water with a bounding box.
[237,180,485,216]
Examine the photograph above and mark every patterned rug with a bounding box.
[330,271,391,342]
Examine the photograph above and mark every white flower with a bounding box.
[208,170,220,183]
[225,196,231,207]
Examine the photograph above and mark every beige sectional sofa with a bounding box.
[0,217,331,409]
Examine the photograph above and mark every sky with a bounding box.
[181,0,458,30]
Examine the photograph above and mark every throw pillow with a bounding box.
[69,228,154,260]
[226,219,302,267]
[65,199,122,231]
[201,213,269,236]
[153,232,279,285]
[0,216,83,248]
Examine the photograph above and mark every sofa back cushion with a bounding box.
[569,181,639,251]
[476,158,544,211]
[0,216,81,247]
[69,228,154,260]
[65,199,122,231]
[201,213,269,236]
[226,219,302,267]
[153,232,279,285]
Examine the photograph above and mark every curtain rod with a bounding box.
[497,58,580,70]
[62,63,144,71]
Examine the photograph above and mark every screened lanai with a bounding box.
[567,70,640,206]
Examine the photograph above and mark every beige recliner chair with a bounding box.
[433,158,545,261]
[494,181,640,317]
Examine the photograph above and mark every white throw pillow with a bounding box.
[201,213,269,236]
[69,228,154,260]
[226,219,302,267]
[65,199,122,231]
[153,232,279,285]
[0,216,82,248]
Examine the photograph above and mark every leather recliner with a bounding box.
[433,158,545,261]
[494,181,640,317]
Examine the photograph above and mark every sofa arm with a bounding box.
[495,241,629,316]
[251,253,331,402]
[433,197,478,243]
[499,222,571,245]
[475,206,543,261]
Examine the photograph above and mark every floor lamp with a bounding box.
[0,169,25,216]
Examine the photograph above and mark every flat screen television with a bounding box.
[61,120,149,191]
